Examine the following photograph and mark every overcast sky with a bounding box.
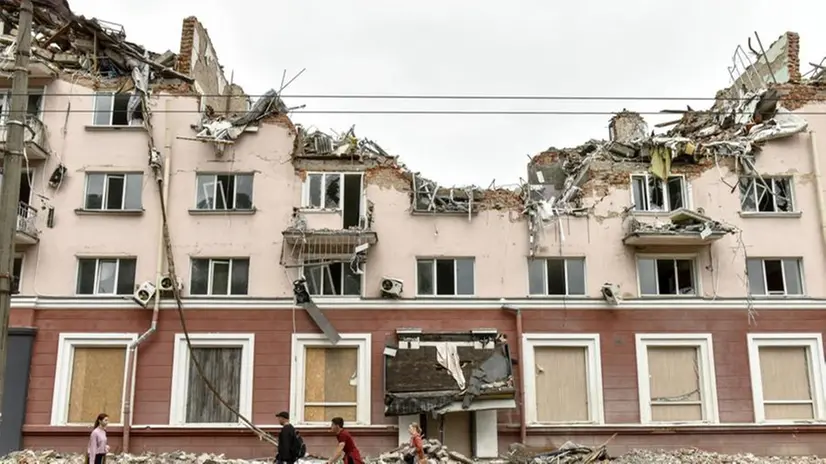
[70,0,826,187]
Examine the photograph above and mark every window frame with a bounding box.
[168,333,255,427]
[415,257,476,297]
[82,172,143,211]
[746,257,805,297]
[12,252,23,294]
[635,333,719,425]
[75,257,137,296]
[629,173,690,212]
[289,333,372,426]
[747,333,826,424]
[92,91,137,126]
[193,173,255,211]
[527,257,587,297]
[301,260,364,297]
[300,172,343,210]
[739,176,796,214]
[521,333,604,425]
[636,253,699,297]
[189,257,250,296]
[0,86,45,122]
[50,332,137,426]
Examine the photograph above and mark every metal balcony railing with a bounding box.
[16,202,38,238]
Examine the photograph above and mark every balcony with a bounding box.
[0,116,49,160]
[15,202,38,246]
[623,208,734,247]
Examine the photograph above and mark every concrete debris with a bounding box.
[0,450,273,464]
[194,89,288,154]
[412,174,482,216]
[624,208,736,245]
[505,442,608,464]
[370,439,477,464]
[296,125,393,160]
[610,448,826,464]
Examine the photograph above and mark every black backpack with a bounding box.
[295,430,307,459]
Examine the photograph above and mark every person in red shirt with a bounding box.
[404,422,426,464]
[327,417,363,464]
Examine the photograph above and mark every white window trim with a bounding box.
[415,257,476,298]
[635,333,719,425]
[190,258,250,296]
[629,173,691,212]
[747,333,826,424]
[83,173,142,211]
[300,261,365,298]
[527,257,587,297]
[290,333,372,426]
[92,91,117,126]
[194,173,253,210]
[521,333,604,425]
[50,332,138,426]
[301,172,343,210]
[75,257,135,296]
[169,333,255,427]
[740,176,796,213]
[747,257,805,297]
[636,253,700,297]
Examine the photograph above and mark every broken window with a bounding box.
[303,262,362,296]
[76,258,136,295]
[84,173,143,211]
[739,177,794,213]
[66,346,126,424]
[195,173,254,211]
[0,89,44,123]
[12,256,21,294]
[92,91,143,126]
[750,336,825,422]
[185,347,242,424]
[746,258,803,296]
[528,258,586,296]
[303,173,342,209]
[631,174,686,212]
[416,258,475,296]
[303,346,359,422]
[637,258,695,296]
[190,258,250,296]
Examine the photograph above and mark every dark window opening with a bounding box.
[342,173,363,229]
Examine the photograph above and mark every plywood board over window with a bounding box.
[290,333,372,425]
[50,333,138,426]
[748,334,826,423]
[522,334,604,425]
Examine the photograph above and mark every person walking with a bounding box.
[87,413,110,464]
[275,411,300,464]
[404,423,426,464]
[326,417,363,464]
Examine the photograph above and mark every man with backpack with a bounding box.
[275,411,306,464]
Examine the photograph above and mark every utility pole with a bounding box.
[0,0,33,428]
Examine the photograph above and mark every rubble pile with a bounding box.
[0,450,274,464]
[610,448,826,464]
[370,438,476,464]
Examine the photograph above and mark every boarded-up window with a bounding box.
[67,347,126,424]
[303,347,358,422]
[759,346,814,420]
[533,346,589,422]
[185,347,242,423]
[646,346,703,422]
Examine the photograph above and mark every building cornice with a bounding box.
[9,295,826,310]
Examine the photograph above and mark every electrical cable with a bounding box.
[155,176,279,448]
[14,109,826,115]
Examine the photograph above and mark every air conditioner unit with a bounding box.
[159,274,183,292]
[380,277,403,298]
[133,281,156,307]
[601,282,621,306]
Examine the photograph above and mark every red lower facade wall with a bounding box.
[12,306,826,458]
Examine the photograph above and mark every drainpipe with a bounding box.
[502,304,526,444]
[810,131,826,253]
[122,107,172,453]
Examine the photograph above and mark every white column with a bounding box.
[473,410,498,458]
[398,414,418,446]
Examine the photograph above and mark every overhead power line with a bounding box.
[23,109,826,115]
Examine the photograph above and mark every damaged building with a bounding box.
[5,3,826,459]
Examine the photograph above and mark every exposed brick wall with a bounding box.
[786,32,801,83]
[177,17,197,75]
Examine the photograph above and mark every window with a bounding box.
[637,257,696,296]
[76,258,137,295]
[522,334,604,424]
[746,258,804,296]
[190,258,249,295]
[290,333,371,425]
[747,334,826,423]
[12,256,22,294]
[195,174,253,210]
[635,334,719,424]
[303,262,362,296]
[84,173,143,210]
[169,333,254,425]
[0,89,43,122]
[92,91,142,126]
[631,174,687,212]
[302,172,342,209]
[740,177,793,213]
[50,333,136,425]
[528,258,586,296]
[416,258,475,296]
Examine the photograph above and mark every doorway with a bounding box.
[341,173,363,229]
[441,411,473,457]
